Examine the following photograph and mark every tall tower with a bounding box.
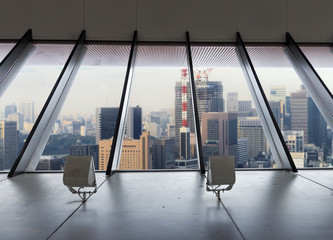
[175,69,223,157]
[0,121,18,170]
[126,106,142,140]
[19,102,34,124]
[227,92,239,112]
[96,107,119,144]
[99,131,151,170]
[5,104,17,119]
[179,69,191,160]
[308,97,326,148]
[201,112,238,162]
[290,90,308,144]
[238,117,266,159]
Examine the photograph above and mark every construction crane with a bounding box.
[194,68,213,81]
[202,68,213,81]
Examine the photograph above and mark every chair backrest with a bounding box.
[63,156,96,188]
[207,155,235,186]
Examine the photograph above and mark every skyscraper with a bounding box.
[201,112,238,162]
[308,97,326,148]
[269,100,284,130]
[7,113,23,131]
[238,117,266,159]
[180,127,190,160]
[237,138,249,167]
[0,121,18,170]
[151,138,175,169]
[96,107,119,144]
[175,79,223,157]
[290,90,308,144]
[99,131,151,170]
[5,104,17,119]
[72,118,85,135]
[238,100,252,112]
[19,102,34,124]
[270,86,286,102]
[284,96,291,130]
[126,106,142,140]
[227,92,238,112]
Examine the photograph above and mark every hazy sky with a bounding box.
[1,65,333,119]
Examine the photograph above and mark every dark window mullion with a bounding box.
[106,31,138,175]
[286,32,333,130]
[0,29,32,98]
[8,30,86,177]
[185,32,205,174]
[236,32,297,172]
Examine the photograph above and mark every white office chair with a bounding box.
[206,155,236,200]
[63,155,97,202]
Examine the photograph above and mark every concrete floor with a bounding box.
[0,170,332,240]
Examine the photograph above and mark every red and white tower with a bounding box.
[181,68,188,128]
[180,68,191,160]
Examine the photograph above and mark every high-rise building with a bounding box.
[238,117,266,159]
[7,113,24,131]
[227,92,238,112]
[201,112,238,162]
[0,121,18,170]
[269,100,284,130]
[126,106,142,140]
[282,130,304,152]
[290,90,308,144]
[5,104,17,119]
[96,107,119,144]
[270,86,286,102]
[284,96,291,130]
[151,138,175,169]
[99,131,151,170]
[69,144,99,170]
[180,127,191,160]
[308,97,326,148]
[167,123,175,138]
[196,80,224,122]
[238,100,252,112]
[145,122,161,139]
[19,102,34,124]
[175,79,223,157]
[72,118,85,135]
[150,111,169,132]
[237,138,248,167]
[305,144,323,167]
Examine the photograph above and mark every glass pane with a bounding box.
[247,44,330,168]
[40,43,130,171]
[191,44,274,169]
[0,42,74,171]
[0,42,16,62]
[299,45,333,93]
[109,44,198,170]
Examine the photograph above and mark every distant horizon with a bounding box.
[1,65,332,119]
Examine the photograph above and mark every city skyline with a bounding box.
[0,62,332,170]
[3,65,333,116]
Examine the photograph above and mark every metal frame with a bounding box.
[9,31,86,177]
[185,32,205,174]
[106,31,138,175]
[236,32,297,172]
[286,32,333,129]
[0,29,32,98]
